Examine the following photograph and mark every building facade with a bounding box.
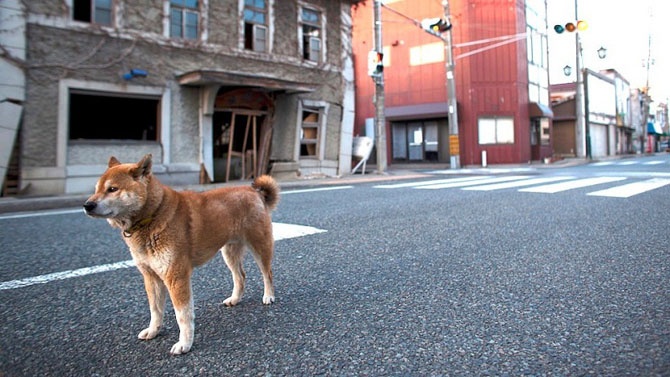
[351,0,553,167]
[551,68,633,158]
[1,0,358,196]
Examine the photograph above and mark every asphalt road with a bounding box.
[1,156,669,376]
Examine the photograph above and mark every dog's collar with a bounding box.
[123,217,153,238]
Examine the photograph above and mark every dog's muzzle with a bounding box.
[83,201,97,214]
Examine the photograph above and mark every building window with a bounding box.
[73,0,113,26]
[244,0,268,52]
[300,107,323,158]
[170,0,199,40]
[478,116,515,145]
[530,118,550,146]
[69,91,159,141]
[300,6,322,63]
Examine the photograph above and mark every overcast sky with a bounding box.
[547,0,670,106]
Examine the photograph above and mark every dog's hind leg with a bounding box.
[248,237,275,305]
[221,242,246,307]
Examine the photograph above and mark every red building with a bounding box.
[352,0,553,166]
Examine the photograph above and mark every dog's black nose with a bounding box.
[83,201,97,212]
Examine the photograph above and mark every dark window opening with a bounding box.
[73,0,112,25]
[69,92,159,141]
[243,0,267,51]
[301,7,321,62]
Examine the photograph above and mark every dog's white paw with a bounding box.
[170,341,192,355]
[138,327,160,340]
[262,295,275,305]
[223,296,240,307]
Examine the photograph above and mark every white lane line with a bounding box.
[643,161,665,165]
[0,260,136,291]
[415,175,530,190]
[281,186,353,194]
[374,176,489,189]
[618,161,638,166]
[519,176,627,194]
[0,208,82,220]
[462,176,575,191]
[591,162,614,166]
[0,222,326,291]
[587,178,670,198]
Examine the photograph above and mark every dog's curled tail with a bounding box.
[252,175,280,211]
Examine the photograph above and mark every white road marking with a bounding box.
[415,175,530,190]
[462,176,575,191]
[643,160,665,165]
[587,178,670,198]
[0,208,82,220]
[281,186,353,194]
[519,176,627,194]
[374,176,488,189]
[618,161,638,165]
[0,222,326,291]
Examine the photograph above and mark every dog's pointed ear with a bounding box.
[108,156,121,168]
[132,154,153,179]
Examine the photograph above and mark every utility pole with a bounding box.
[641,31,652,154]
[574,0,587,159]
[372,0,387,174]
[442,0,460,169]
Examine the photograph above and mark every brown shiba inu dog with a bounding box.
[83,154,279,355]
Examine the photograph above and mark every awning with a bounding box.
[176,70,318,93]
[529,102,554,118]
[647,122,664,135]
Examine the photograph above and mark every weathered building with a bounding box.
[551,68,633,158]
[351,0,553,167]
[1,0,358,196]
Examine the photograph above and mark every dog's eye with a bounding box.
[107,187,119,193]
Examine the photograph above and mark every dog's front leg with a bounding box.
[138,268,167,341]
[166,270,195,355]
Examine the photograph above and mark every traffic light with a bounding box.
[368,50,384,77]
[421,18,452,34]
[554,20,588,34]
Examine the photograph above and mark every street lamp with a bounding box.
[563,47,604,77]
[563,65,572,76]
[597,46,607,59]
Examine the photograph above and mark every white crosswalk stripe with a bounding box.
[518,177,627,193]
[414,175,530,190]
[462,176,574,191]
[587,178,670,198]
[590,160,665,167]
[375,175,670,198]
[374,176,488,189]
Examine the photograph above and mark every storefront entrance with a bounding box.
[209,88,273,182]
[391,120,439,162]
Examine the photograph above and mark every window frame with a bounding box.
[478,116,515,145]
[68,89,162,142]
[170,0,200,40]
[298,3,325,64]
[242,0,272,53]
[296,100,328,160]
[72,0,114,26]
